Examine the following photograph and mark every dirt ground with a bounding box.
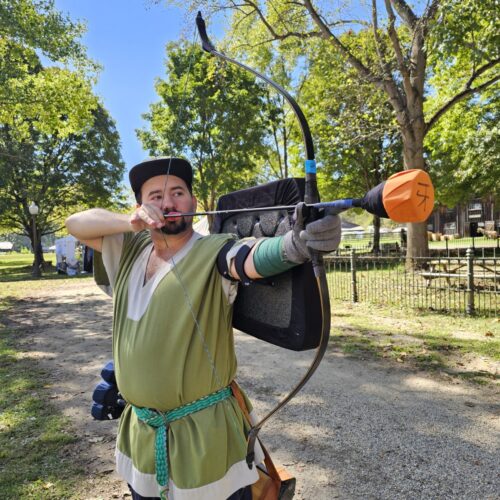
[6,279,500,499]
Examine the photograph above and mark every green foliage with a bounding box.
[0,0,99,138]
[226,20,311,180]
[138,42,276,210]
[0,0,86,60]
[301,34,401,202]
[427,0,499,99]
[185,1,499,211]
[0,105,126,238]
[0,1,123,244]
[426,89,499,206]
[0,322,83,497]
[424,0,499,205]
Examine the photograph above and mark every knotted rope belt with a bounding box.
[132,386,233,499]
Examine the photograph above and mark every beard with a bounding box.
[160,217,188,235]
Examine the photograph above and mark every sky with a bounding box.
[54,0,219,179]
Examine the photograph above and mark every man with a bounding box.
[65,157,341,500]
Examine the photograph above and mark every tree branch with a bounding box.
[384,0,412,100]
[390,0,417,28]
[371,0,388,74]
[302,0,377,83]
[465,57,500,88]
[231,0,362,44]
[422,0,441,33]
[305,0,410,127]
[426,72,500,134]
[238,0,313,41]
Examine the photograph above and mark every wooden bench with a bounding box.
[380,242,401,254]
[421,259,499,286]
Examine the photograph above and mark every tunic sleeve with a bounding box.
[101,233,125,288]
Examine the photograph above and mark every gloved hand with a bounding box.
[282,202,342,263]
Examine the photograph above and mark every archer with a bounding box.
[65,156,341,500]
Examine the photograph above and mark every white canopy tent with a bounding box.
[55,235,80,275]
[0,242,13,252]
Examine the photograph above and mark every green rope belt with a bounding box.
[132,386,232,499]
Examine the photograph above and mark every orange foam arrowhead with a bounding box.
[382,169,434,223]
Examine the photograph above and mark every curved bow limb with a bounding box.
[196,12,331,468]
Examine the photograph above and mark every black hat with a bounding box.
[129,157,193,201]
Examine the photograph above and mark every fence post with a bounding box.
[466,247,475,315]
[350,248,358,303]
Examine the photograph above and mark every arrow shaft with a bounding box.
[163,198,360,218]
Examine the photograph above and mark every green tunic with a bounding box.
[102,230,261,499]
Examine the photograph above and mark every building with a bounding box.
[428,196,499,236]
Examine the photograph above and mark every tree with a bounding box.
[0,106,126,269]
[228,43,308,182]
[0,0,98,138]
[256,56,301,182]
[301,33,402,252]
[138,42,277,224]
[426,88,499,207]
[0,1,124,273]
[228,19,403,250]
[161,0,499,258]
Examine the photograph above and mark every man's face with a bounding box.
[140,174,197,235]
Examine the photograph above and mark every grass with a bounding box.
[0,325,85,498]
[0,253,89,299]
[428,236,499,250]
[330,299,500,384]
[339,235,499,251]
[0,253,88,498]
[0,251,497,497]
[326,259,499,317]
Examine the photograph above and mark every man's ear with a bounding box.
[192,195,197,212]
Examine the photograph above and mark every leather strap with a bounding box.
[230,382,285,487]
[234,244,254,286]
[216,240,238,281]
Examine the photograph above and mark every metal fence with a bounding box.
[339,233,500,254]
[325,249,499,316]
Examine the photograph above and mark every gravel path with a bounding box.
[8,280,500,499]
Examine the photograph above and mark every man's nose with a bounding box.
[161,195,175,211]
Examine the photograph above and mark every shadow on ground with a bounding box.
[2,280,499,499]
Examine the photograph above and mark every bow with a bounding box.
[196,12,331,466]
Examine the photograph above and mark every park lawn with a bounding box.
[0,326,84,498]
[326,259,499,317]
[0,252,56,265]
[339,234,498,252]
[0,253,498,496]
[0,254,89,497]
[330,299,500,384]
[0,252,55,285]
[0,252,90,295]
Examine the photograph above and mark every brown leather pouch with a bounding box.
[231,382,296,500]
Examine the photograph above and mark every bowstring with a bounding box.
[158,24,224,390]
[155,20,253,489]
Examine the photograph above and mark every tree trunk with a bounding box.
[402,132,429,265]
[406,221,428,258]
[29,230,42,277]
[37,240,50,270]
[372,215,381,254]
[207,214,214,233]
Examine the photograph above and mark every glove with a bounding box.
[282,202,342,263]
